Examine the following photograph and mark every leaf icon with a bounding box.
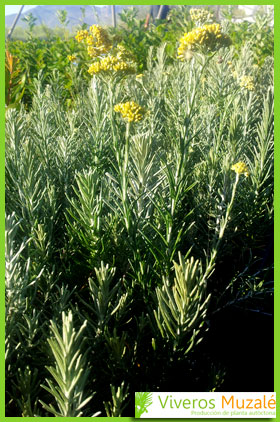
[135,392,153,418]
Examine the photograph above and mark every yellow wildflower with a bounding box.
[136,74,144,79]
[240,75,254,91]
[231,162,249,177]
[190,8,213,24]
[87,44,111,57]
[88,55,136,75]
[75,30,88,43]
[178,24,231,59]
[86,35,94,45]
[114,101,145,122]
[88,24,112,56]
[67,55,77,62]
[75,25,112,57]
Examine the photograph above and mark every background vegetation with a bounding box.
[5,5,273,108]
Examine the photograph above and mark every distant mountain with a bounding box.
[5,5,148,29]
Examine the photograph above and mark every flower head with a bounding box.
[114,101,145,122]
[178,24,231,59]
[75,25,112,57]
[231,162,249,177]
[88,55,135,75]
[190,8,213,24]
[240,75,254,91]
[67,55,77,62]
[87,24,112,57]
[75,30,89,43]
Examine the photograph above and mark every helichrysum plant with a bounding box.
[75,25,136,77]
[104,382,129,417]
[40,311,99,417]
[67,54,77,62]
[190,8,213,26]
[84,262,128,335]
[114,101,145,122]
[5,13,273,415]
[88,54,135,76]
[231,161,250,177]
[153,253,211,354]
[178,24,231,58]
[239,75,255,91]
[76,25,112,57]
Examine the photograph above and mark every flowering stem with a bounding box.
[207,174,239,276]
[217,173,239,249]
[188,51,217,119]
[125,122,131,143]
[108,80,118,153]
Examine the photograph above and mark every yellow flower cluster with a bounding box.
[240,75,255,91]
[75,29,89,43]
[76,25,112,57]
[178,24,231,59]
[67,55,77,62]
[190,8,213,23]
[231,162,249,177]
[88,55,135,75]
[114,101,145,122]
[75,25,136,78]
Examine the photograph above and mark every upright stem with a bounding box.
[188,51,217,119]
[206,174,240,279]
[125,121,131,142]
[108,79,119,162]
[218,173,239,242]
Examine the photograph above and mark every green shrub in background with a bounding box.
[5,5,273,108]
[5,36,91,109]
[220,6,274,66]
[5,8,273,417]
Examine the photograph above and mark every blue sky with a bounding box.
[5,5,38,15]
